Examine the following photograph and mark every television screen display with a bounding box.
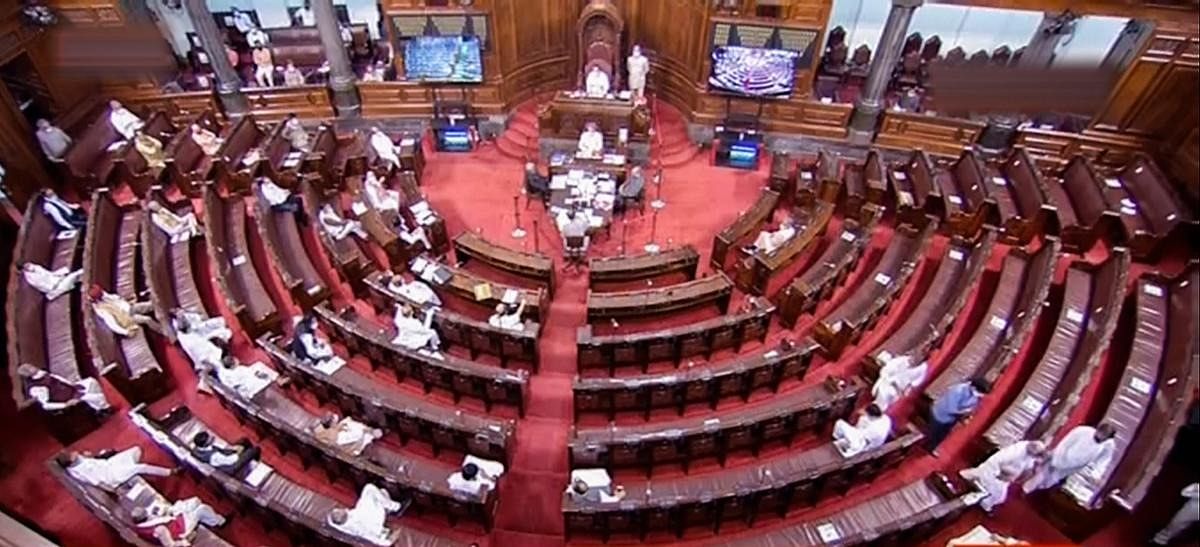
[708,46,799,98]
[404,35,483,83]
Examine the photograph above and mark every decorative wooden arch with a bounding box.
[575,0,624,91]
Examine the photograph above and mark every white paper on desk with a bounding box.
[313,356,346,375]
[599,492,622,503]
[948,194,963,205]
[56,229,78,241]
[351,201,368,216]
[400,138,416,147]
[618,91,632,100]
[893,171,907,181]
[817,523,841,542]
[502,289,519,305]
[874,273,891,285]
[410,201,430,214]
[1144,284,1164,297]
[1066,309,1084,323]
[550,176,568,191]
[1104,178,1122,188]
[597,179,616,193]
[1120,198,1135,208]
[243,461,274,488]
[411,256,430,274]
[568,169,584,180]
[232,254,248,267]
[571,469,612,490]
[949,249,965,261]
[589,215,604,228]
[763,350,779,359]
[197,52,209,63]
[838,231,856,242]
[820,97,833,104]
[800,171,813,180]
[1129,377,1152,395]
[1120,206,1137,216]
[989,315,1007,330]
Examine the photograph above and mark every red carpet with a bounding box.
[0,112,1192,547]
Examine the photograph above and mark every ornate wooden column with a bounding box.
[847,0,922,145]
[313,0,361,118]
[183,0,248,116]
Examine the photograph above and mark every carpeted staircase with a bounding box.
[497,103,541,161]
[650,98,702,168]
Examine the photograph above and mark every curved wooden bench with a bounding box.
[112,113,177,197]
[814,218,938,359]
[934,150,991,238]
[983,147,1052,245]
[131,405,468,547]
[213,115,267,195]
[983,249,1129,452]
[890,150,941,230]
[794,150,841,207]
[865,229,997,379]
[1110,154,1197,259]
[202,187,280,337]
[734,201,834,296]
[570,376,860,473]
[258,335,515,463]
[314,303,530,415]
[586,273,734,322]
[1047,155,1122,253]
[303,123,367,194]
[142,191,209,337]
[775,205,881,328]
[82,192,170,405]
[839,148,887,222]
[251,180,330,307]
[577,296,773,372]
[588,245,700,286]
[563,426,924,540]
[423,257,547,323]
[208,371,497,529]
[259,122,306,189]
[573,338,821,419]
[363,271,539,368]
[453,231,554,295]
[163,112,226,197]
[711,188,780,271]
[299,176,376,292]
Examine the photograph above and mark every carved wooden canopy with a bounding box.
[576,0,624,90]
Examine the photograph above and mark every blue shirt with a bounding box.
[931,383,979,424]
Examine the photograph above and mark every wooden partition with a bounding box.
[244,85,335,122]
[874,111,986,157]
[359,82,505,119]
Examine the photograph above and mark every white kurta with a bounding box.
[961,441,1042,512]
[627,53,649,97]
[369,132,401,168]
[488,312,522,331]
[447,472,494,496]
[392,309,439,350]
[586,69,610,97]
[216,362,277,399]
[24,264,82,300]
[319,205,366,241]
[577,130,604,158]
[300,332,335,361]
[93,293,138,336]
[331,417,381,456]
[753,224,796,254]
[330,484,400,546]
[1023,426,1116,492]
[43,195,81,232]
[66,446,171,490]
[833,414,892,457]
[872,357,928,410]
[110,108,144,140]
[232,11,256,33]
[174,312,231,342]
[151,208,200,243]
[178,330,224,370]
[387,279,441,307]
[364,173,401,212]
[260,180,291,207]
[28,372,110,412]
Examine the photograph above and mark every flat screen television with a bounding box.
[708,46,799,99]
[404,35,483,83]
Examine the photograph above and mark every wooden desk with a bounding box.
[453,232,554,294]
[588,246,699,285]
[734,202,834,296]
[711,189,780,271]
[586,274,733,322]
[538,92,650,142]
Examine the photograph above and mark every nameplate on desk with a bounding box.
[1020,395,1042,414]
[1128,377,1152,395]
[800,171,813,180]
[314,357,346,375]
[1143,284,1164,297]
[893,171,907,181]
[816,523,840,542]
[989,316,1007,330]
[947,195,963,205]
[351,201,368,216]
[232,255,248,266]
[1120,206,1137,216]
[949,249,965,261]
[991,176,1007,186]
[1104,178,1122,189]
[1065,309,1084,323]
[874,273,891,285]
[841,231,856,242]
[763,349,779,359]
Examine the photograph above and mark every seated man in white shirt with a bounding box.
[576,122,604,159]
[191,431,260,477]
[174,311,230,393]
[391,216,431,253]
[446,463,496,497]
[213,356,279,399]
[245,27,269,48]
[368,127,402,170]
[488,301,527,331]
[23,262,82,300]
[318,204,367,241]
[108,100,145,140]
[871,355,928,411]
[18,364,112,414]
[363,170,401,213]
[42,188,87,231]
[171,308,231,342]
[291,313,343,368]
[146,201,200,243]
[391,304,439,351]
[130,496,226,546]
[282,113,310,151]
[328,484,407,546]
[585,66,610,98]
[259,178,309,226]
[385,274,441,308]
[89,285,156,337]
[561,210,591,242]
[832,403,892,458]
[57,447,174,491]
[292,2,315,26]
[311,412,383,456]
[746,219,798,255]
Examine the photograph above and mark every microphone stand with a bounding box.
[644,208,660,254]
[650,166,666,210]
[620,218,628,255]
[532,220,540,253]
[511,195,526,239]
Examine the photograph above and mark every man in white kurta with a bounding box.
[447,463,496,497]
[312,413,382,456]
[368,128,402,169]
[960,440,1047,513]
[19,364,112,412]
[871,355,928,411]
[42,189,85,232]
[488,302,526,331]
[392,305,439,351]
[319,204,367,241]
[172,309,231,342]
[585,66,610,98]
[1153,483,1199,545]
[627,45,649,99]
[59,447,174,491]
[1023,423,1116,493]
[231,8,256,34]
[750,221,797,255]
[577,123,604,158]
[363,171,401,213]
[92,290,155,337]
[108,100,144,140]
[23,262,82,300]
[215,358,278,399]
[147,201,200,243]
[387,275,441,308]
[328,483,403,546]
[832,404,892,457]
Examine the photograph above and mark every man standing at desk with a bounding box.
[585,66,610,98]
[577,122,604,159]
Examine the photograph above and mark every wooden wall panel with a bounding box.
[875,112,985,156]
[627,0,710,115]
[360,82,505,118]
[491,0,571,108]
[1091,26,1199,138]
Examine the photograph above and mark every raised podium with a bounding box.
[538,92,651,143]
